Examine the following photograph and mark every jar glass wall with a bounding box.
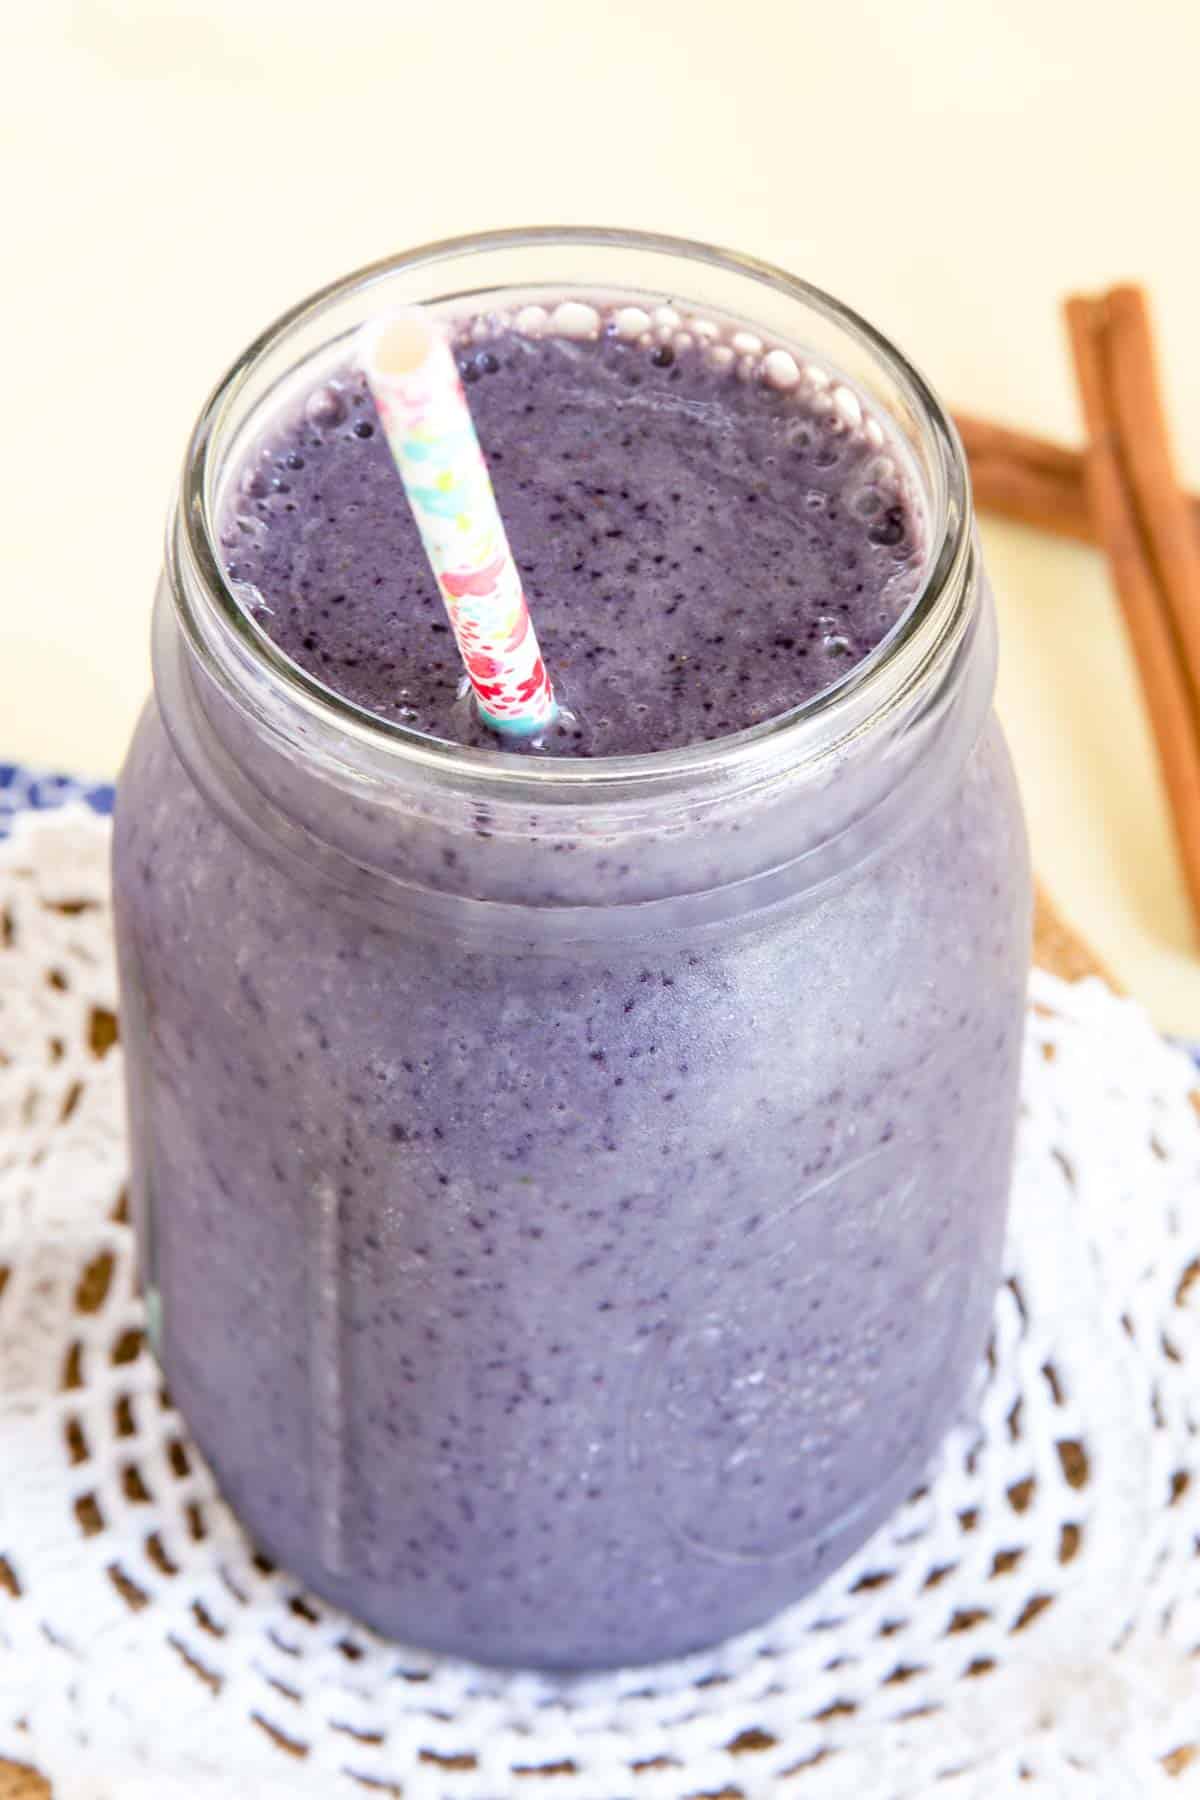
[113,230,1031,1668]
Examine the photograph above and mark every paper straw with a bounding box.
[359,309,557,738]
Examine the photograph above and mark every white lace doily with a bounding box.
[1,805,1198,1800]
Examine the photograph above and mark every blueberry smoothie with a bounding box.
[113,244,1030,1669]
[224,307,924,754]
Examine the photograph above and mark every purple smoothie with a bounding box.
[113,274,1030,1669]
[222,312,924,754]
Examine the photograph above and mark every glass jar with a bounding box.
[113,229,1031,1670]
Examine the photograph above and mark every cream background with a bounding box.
[3,0,1199,1029]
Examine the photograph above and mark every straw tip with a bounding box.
[478,702,560,741]
[360,308,438,379]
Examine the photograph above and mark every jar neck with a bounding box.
[157,228,987,931]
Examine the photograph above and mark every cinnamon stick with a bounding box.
[953,411,1200,547]
[1102,284,1200,723]
[1063,293,1200,927]
[955,413,1084,486]
[962,449,1094,544]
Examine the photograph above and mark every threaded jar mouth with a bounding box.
[170,225,975,811]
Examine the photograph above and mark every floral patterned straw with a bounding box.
[359,309,557,739]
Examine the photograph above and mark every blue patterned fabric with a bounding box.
[0,764,116,839]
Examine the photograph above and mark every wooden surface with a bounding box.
[0,1770,46,1800]
[1032,881,1113,985]
[0,887,1111,1799]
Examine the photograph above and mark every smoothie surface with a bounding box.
[221,300,927,757]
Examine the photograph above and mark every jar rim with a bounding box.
[172,225,973,799]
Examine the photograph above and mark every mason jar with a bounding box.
[112,229,1031,1670]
